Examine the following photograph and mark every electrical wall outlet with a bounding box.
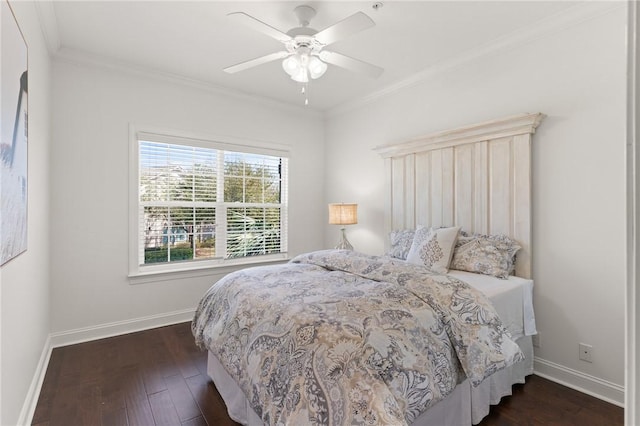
[579,343,593,363]
[532,333,541,348]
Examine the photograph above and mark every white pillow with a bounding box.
[406,226,461,274]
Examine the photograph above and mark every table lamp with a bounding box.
[328,203,358,250]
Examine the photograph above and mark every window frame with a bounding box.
[128,125,290,280]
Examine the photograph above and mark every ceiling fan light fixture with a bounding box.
[282,53,326,82]
[282,55,301,76]
[286,58,309,83]
[227,6,382,104]
[308,56,327,79]
[290,68,309,83]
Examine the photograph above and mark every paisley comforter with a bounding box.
[192,250,523,425]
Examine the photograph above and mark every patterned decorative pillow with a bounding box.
[406,226,461,274]
[450,233,521,279]
[386,229,415,260]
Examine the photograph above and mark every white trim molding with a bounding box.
[53,47,322,119]
[327,2,624,117]
[534,357,625,408]
[627,0,639,424]
[17,335,52,426]
[49,308,195,349]
[34,0,61,55]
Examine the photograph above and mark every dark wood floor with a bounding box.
[33,322,623,426]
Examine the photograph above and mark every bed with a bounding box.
[192,113,545,425]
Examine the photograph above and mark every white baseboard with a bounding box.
[19,308,196,425]
[534,357,625,407]
[17,335,52,426]
[49,308,195,348]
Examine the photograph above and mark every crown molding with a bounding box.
[35,2,317,116]
[53,47,323,119]
[326,1,625,118]
[34,0,60,55]
[39,1,623,118]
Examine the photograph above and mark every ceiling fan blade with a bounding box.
[228,12,292,43]
[224,51,290,74]
[320,51,383,79]
[314,12,375,46]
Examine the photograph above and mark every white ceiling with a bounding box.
[45,1,580,111]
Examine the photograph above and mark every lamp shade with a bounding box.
[308,56,327,79]
[328,203,358,225]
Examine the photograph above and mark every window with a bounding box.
[130,130,288,276]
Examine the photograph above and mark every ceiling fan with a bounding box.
[224,5,384,85]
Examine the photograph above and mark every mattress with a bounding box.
[448,270,537,339]
[205,270,537,425]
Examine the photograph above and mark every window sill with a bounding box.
[128,254,290,285]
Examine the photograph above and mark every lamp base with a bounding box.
[335,227,354,250]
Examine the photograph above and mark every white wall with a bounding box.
[50,57,325,335]
[8,2,624,421]
[324,5,626,403]
[0,1,52,424]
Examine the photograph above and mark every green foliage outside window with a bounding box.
[144,246,194,263]
[226,207,281,258]
[223,158,281,203]
[139,141,285,266]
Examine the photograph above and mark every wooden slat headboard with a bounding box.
[374,113,544,279]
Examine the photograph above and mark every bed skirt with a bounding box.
[206,335,533,426]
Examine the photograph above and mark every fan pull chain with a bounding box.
[301,83,309,106]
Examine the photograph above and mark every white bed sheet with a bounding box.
[206,270,537,425]
[448,270,537,339]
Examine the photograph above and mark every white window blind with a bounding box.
[136,137,288,270]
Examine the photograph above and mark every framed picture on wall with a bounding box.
[1,0,28,266]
